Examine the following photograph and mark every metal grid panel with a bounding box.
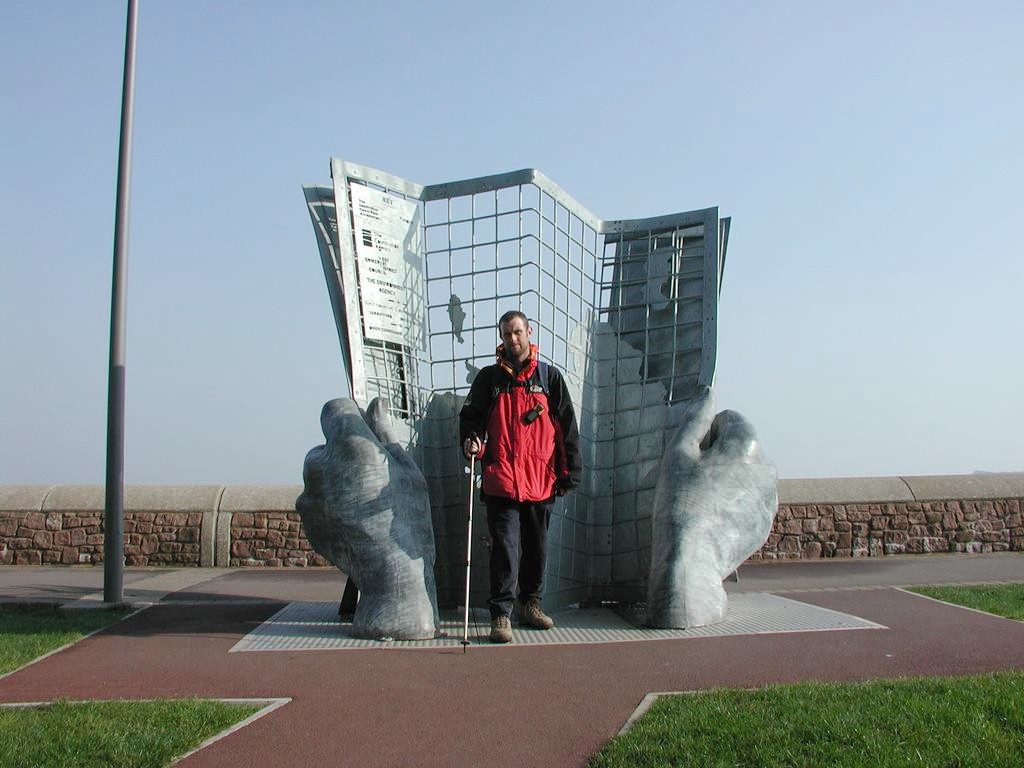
[593,215,720,601]
[420,177,599,608]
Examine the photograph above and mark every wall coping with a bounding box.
[778,472,1024,504]
[778,477,913,504]
[220,485,303,512]
[0,485,227,513]
[0,485,55,513]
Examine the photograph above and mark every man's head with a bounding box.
[498,310,532,363]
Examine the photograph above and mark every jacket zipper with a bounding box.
[509,379,521,501]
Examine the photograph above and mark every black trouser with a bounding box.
[485,498,552,619]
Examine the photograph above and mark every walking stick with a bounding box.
[461,435,478,653]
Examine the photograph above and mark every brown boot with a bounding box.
[516,599,554,630]
[489,615,513,643]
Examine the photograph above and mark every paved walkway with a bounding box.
[1,554,1023,767]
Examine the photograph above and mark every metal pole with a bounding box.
[461,452,475,652]
[104,0,139,605]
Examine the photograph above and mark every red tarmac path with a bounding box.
[2,554,1024,767]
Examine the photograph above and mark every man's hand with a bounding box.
[463,434,483,460]
[296,397,439,640]
[646,387,778,628]
[554,477,575,497]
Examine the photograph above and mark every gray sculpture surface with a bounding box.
[305,161,773,621]
[646,387,778,628]
[297,397,439,640]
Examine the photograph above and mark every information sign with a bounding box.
[349,184,423,347]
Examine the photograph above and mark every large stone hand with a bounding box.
[647,387,778,628]
[296,397,439,640]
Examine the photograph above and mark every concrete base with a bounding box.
[229,593,884,652]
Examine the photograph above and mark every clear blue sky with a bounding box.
[3,1,1022,485]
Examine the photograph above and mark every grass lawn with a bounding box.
[0,604,129,676]
[591,584,1024,767]
[906,583,1024,621]
[0,605,260,767]
[0,699,261,768]
[590,672,1024,767]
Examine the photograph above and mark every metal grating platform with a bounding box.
[229,593,885,652]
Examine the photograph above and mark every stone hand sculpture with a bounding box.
[297,397,439,640]
[647,387,777,628]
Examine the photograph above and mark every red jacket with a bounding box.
[459,345,580,503]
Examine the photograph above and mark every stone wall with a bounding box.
[0,486,218,567]
[0,485,330,568]
[1,474,1022,569]
[0,509,100,565]
[220,487,328,567]
[755,499,1022,560]
[753,474,1024,560]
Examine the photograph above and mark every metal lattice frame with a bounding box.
[304,159,728,609]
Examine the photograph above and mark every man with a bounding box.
[459,311,581,643]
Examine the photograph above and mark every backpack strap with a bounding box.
[534,360,550,396]
[485,360,551,426]
[500,360,550,395]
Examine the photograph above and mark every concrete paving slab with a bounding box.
[726,552,1024,593]
[0,565,344,606]
[2,553,1021,609]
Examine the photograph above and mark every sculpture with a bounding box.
[304,160,778,625]
[646,387,778,628]
[296,397,439,640]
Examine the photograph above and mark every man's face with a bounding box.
[499,317,531,362]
